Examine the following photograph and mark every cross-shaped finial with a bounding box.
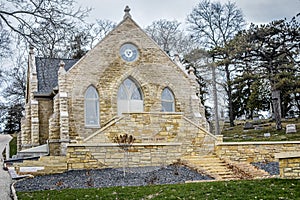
[124,5,131,19]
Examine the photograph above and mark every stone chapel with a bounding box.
[18,7,219,170]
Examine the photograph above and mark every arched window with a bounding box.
[84,86,99,126]
[117,78,143,115]
[161,87,175,112]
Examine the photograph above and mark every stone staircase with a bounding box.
[182,154,270,180]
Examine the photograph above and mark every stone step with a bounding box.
[182,154,261,180]
[225,160,270,179]
[190,161,227,166]
[220,175,239,180]
[183,154,272,180]
[182,155,233,180]
[200,166,233,172]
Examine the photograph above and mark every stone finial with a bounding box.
[59,60,66,74]
[59,60,65,68]
[124,5,131,19]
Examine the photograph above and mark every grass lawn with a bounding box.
[17,178,300,200]
[222,118,300,142]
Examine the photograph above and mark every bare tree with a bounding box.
[87,19,116,49]
[0,0,90,57]
[187,0,246,131]
[187,0,245,48]
[63,19,116,59]
[0,28,10,58]
[113,134,135,177]
[145,19,194,56]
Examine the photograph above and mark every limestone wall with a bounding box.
[68,143,181,169]
[215,141,300,162]
[48,94,61,155]
[38,99,53,144]
[84,112,216,157]
[276,152,300,179]
[14,156,67,175]
[64,112,217,169]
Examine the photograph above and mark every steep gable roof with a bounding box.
[35,57,78,95]
[34,6,186,96]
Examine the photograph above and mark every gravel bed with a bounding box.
[251,162,279,175]
[15,165,213,192]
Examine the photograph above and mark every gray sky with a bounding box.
[78,0,300,27]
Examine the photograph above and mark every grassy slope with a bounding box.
[17,179,300,200]
[222,118,300,142]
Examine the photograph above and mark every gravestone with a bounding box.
[286,124,297,134]
[244,122,254,130]
[264,133,271,137]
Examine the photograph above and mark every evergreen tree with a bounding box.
[2,103,23,134]
[228,16,300,129]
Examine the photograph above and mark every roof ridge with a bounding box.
[35,56,79,61]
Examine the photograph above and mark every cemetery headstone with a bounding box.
[244,122,254,130]
[286,124,296,134]
[264,133,271,137]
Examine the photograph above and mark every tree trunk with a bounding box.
[225,64,235,127]
[211,63,220,135]
[294,93,300,117]
[272,90,282,130]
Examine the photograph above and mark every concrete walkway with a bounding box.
[0,134,13,200]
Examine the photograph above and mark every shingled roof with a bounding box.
[35,57,79,95]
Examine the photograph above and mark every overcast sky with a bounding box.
[77,0,300,27]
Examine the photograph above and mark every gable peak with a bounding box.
[123,5,131,19]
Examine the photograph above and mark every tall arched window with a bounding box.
[161,87,175,112]
[85,86,99,126]
[117,78,143,115]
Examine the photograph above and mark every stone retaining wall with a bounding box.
[14,156,67,175]
[215,141,300,162]
[275,152,300,179]
[68,143,182,168]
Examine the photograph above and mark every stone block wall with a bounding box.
[48,94,61,155]
[276,152,300,179]
[62,112,217,170]
[38,99,53,144]
[215,141,300,162]
[68,143,181,168]
[84,112,216,157]
[14,156,67,175]
[20,103,31,151]
[67,146,104,170]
